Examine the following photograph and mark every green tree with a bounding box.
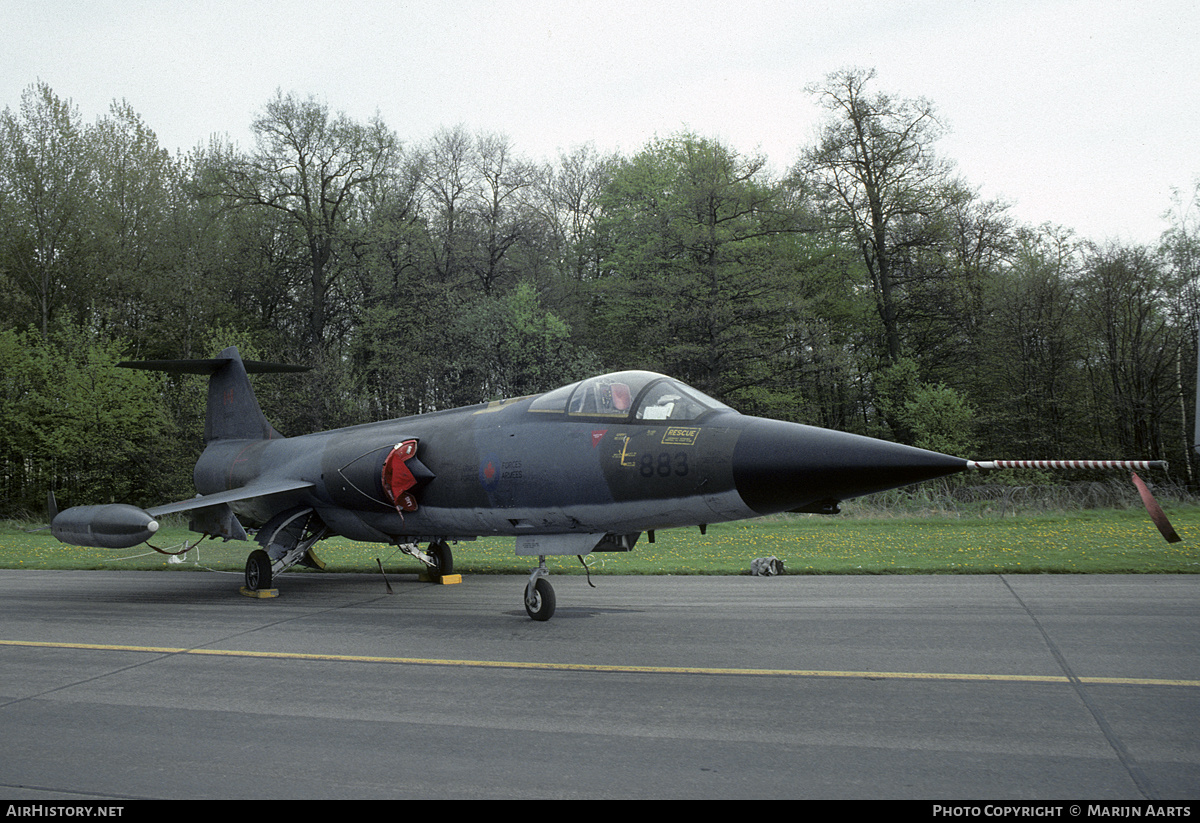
[971,224,1091,458]
[487,280,602,397]
[164,140,303,360]
[594,133,807,408]
[352,279,598,416]
[900,382,977,457]
[774,239,878,431]
[891,181,1014,382]
[0,329,178,516]
[85,99,181,348]
[872,356,921,441]
[0,82,92,337]
[1082,241,1186,463]
[0,328,51,513]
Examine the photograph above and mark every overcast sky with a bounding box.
[3,0,1196,245]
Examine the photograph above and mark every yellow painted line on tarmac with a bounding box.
[2,639,1197,688]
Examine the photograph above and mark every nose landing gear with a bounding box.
[524,558,556,621]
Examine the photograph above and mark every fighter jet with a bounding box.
[48,346,1174,620]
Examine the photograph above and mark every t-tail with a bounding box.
[120,346,307,442]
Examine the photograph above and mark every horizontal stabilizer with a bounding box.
[119,358,309,375]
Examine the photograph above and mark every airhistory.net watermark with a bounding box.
[5,807,124,818]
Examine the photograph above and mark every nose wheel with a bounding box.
[524,561,556,621]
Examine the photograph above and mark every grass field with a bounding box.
[3,504,1198,576]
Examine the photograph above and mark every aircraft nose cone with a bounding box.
[732,417,968,515]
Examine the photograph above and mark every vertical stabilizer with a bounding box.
[204,347,280,442]
[120,346,307,443]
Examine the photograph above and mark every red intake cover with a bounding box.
[382,440,420,512]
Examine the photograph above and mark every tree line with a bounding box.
[2,68,1197,516]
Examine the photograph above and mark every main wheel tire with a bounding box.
[245,549,273,590]
[429,541,454,576]
[524,577,556,621]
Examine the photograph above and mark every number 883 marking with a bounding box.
[640,451,689,478]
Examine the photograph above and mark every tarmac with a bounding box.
[0,568,1197,800]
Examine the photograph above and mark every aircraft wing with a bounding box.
[146,479,315,518]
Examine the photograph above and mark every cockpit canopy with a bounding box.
[528,371,731,421]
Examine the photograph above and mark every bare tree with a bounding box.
[420,124,474,285]
[800,67,955,364]
[209,90,399,358]
[538,143,618,281]
[471,132,538,295]
[419,126,538,295]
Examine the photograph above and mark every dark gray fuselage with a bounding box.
[193,390,967,545]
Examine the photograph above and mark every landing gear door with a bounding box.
[515,532,638,556]
[516,533,605,556]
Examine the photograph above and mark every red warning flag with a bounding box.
[1131,472,1181,544]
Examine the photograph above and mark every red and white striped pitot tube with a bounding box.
[966,460,1168,471]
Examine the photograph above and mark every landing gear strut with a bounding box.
[396,539,455,577]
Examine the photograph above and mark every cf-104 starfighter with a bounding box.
[48,347,1174,620]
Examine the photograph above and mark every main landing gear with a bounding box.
[241,535,457,597]
[396,539,454,577]
[242,508,327,597]
[245,548,273,591]
[240,526,557,622]
[428,540,453,576]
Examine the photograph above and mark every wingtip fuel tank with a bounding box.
[50,503,160,549]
